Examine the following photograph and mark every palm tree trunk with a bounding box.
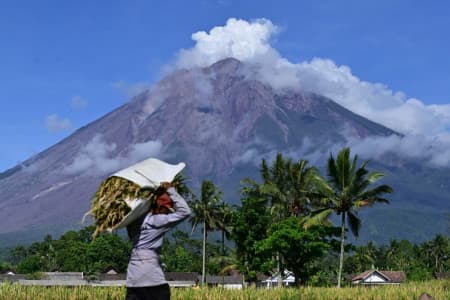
[277,252,282,287]
[221,229,225,255]
[338,213,346,288]
[221,229,225,285]
[202,218,206,286]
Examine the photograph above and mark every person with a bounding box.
[125,182,191,300]
[192,278,200,290]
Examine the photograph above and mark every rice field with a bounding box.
[0,280,448,300]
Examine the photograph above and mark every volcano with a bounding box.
[0,58,448,246]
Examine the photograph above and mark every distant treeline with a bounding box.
[1,149,449,286]
[0,225,448,285]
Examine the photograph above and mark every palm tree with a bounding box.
[307,147,393,287]
[352,243,376,273]
[259,153,327,286]
[216,202,234,256]
[259,153,324,220]
[189,180,222,285]
[422,234,450,273]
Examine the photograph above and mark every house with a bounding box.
[103,267,120,275]
[204,274,244,289]
[165,272,198,288]
[94,271,199,287]
[351,270,406,285]
[261,270,295,288]
[2,270,15,276]
[434,272,450,280]
[0,271,200,287]
[17,272,87,286]
[95,273,126,286]
[0,273,26,283]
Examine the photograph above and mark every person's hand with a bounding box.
[160,182,172,189]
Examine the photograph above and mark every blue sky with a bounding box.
[2,0,450,172]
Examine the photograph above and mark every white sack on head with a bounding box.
[113,158,186,188]
[88,157,186,235]
[111,158,185,230]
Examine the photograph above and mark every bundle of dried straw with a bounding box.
[87,174,187,237]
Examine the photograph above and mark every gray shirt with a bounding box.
[126,187,191,287]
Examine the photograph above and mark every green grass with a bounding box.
[0,279,448,300]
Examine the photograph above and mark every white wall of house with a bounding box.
[364,273,387,283]
[263,274,295,288]
[221,283,243,290]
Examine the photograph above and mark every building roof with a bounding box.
[256,272,269,281]
[0,274,27,282]
[103,267,120,275]
[204,275,243,284]
[381,271,407,283]
[98,273,127,281]
[352,270,406,283]
[434,272,450,280]
[165,272,198,281]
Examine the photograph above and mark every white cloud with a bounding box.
[46,114,72,133]
[62,135,118,175]
[62,135,163,176]
[346,133,450,168]
[174,17,450,167]
[177,18,279,70]
[294,59,449,136]
[71,96,88,109]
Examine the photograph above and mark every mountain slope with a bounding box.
[0,58,448,246]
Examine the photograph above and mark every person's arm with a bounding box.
[167,187,191,216]
[150,187,191,228]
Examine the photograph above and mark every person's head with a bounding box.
[152,191,174,215]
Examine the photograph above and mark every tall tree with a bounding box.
[307,147,393,287]
[9,245,27,266]
[257,217,339,286]
[345,241,377,274]
[241,154,328,286]
[161,230,202,273]
[260,154,325,220]
[231,179,272,282]
[422,234,450,274]
[217,201,234,256]
[86,233,131,273]
[189,180,222,285]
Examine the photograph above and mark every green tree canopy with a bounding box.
[257,217,339,286]
[231,180,272,282]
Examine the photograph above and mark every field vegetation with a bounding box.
[0,280,448,300]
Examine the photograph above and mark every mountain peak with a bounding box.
[209,57,241,67]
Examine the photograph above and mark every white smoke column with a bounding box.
[177,18,279,69]
[175,17,450,167]
[176,18,450,134]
